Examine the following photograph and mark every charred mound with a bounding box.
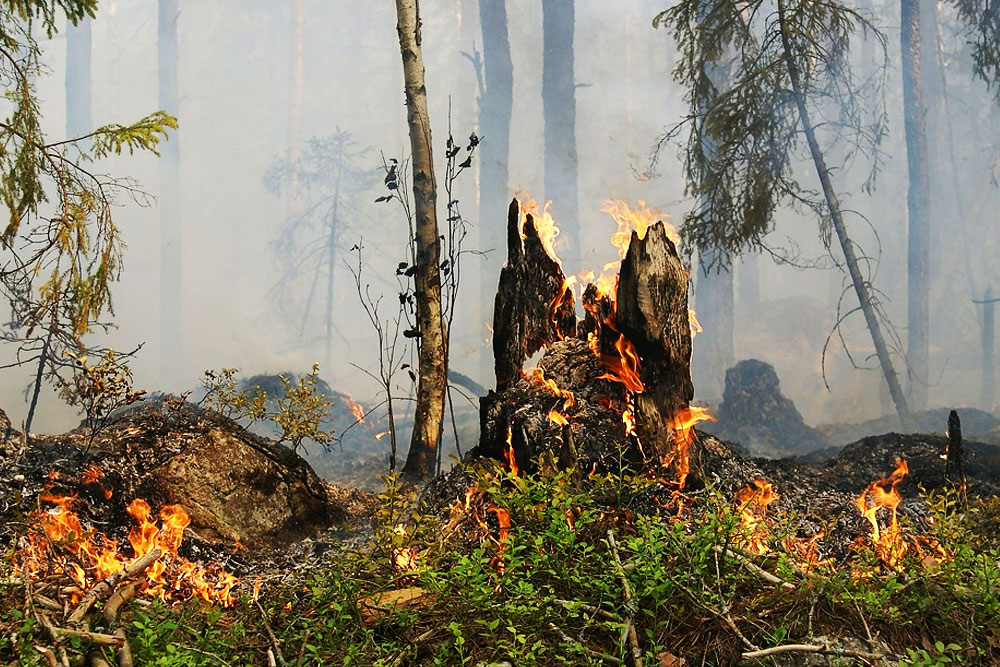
[0,398,363,551]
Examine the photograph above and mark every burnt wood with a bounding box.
[492,198,576,389]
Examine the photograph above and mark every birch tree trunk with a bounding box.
[902,0,931,409]
[395,0,447,480]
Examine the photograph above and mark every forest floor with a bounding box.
[1,406,1000,666]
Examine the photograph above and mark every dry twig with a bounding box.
[547,622,623,665]
[68,547,162,625]
[607,530,644,667]
[256,600,288,666]
[741,642,882,661]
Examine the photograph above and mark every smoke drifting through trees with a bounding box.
[6,0,999,440]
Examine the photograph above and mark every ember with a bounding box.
[734,478,778,555]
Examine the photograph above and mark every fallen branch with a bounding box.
[256,600,288,667]
[49,627,124,647]
[34,645,59,667]
[552,598,622,622]
[102,582,138,629]
[607,530,644,667]
[712,545,795,590]
[741,642,882,661]
[114,628,134,667]
[547,622,623,665]
[68,547,163,625]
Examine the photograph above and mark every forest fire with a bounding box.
[855,459,909,567]
[734,478,778,555]
[16,489,236,606]
[666,406,716,489]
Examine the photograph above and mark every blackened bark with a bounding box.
[902,0,931,410]
[542,0,579,270]
[492,199,576,389]
[616,223,695,452]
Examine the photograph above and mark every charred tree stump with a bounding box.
[480,200,698,482]
[492,198,576,388]
[614,224,695,455]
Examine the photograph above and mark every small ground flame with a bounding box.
[855,459,909,567]
[734,478,778,555]
[18,493,236,605]
[665,406,716,489]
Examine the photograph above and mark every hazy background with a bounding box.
[6,0,999,439]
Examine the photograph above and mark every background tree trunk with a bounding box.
[693,251,734,402]
[65,16,91,139]
[478,0,513,387]
[542,0,579,271]
[777,0,910,423]
[395,0,448,480]
[158,0,182,390]
[902,0,931,409]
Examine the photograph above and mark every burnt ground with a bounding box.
[2,398,999,591]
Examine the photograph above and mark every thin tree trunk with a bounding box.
[24,329,51,435]
[478,0,513,387]
[65,16,91,139]
[901,0,931,409]
[693,251,733,402]
[776,0,910,423]
[542,0,579,271]
[287,0,304,224]
[395,0,447,480]
[322,139,344,371]
[158,0,182,390]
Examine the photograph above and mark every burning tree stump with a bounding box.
[480,198,702,483]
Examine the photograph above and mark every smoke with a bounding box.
[4,0,998,436]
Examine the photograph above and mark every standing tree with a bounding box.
[656,0,912,422]
[264,130,374,369]
[476,0,513,384]
[394,0,447,480]
[542,0,579,270]
[158,0,182,389]
[901,0,931,409]
[0,1,175,430]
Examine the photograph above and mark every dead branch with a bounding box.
[552,598,623,622]
[607,530,644,667]
[34,645,59,667]
[741,642,882,661]
[711,545,795,590]
[256,600,288,667]
[68,547,162,625]
[102,582,138,629]
[115,629,133,667]
[547,622,623,665]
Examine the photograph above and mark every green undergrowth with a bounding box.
[2,467,1000,666]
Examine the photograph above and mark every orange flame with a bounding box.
[346,397,365,424]
[18,493,236,606]
[391,525,421,571]
[734,478,778,555]
[597,333,645,393]
[548,410,569,426]
[665,406,715,489]
[602,199,679,258]
[855,459,909,567]
[504,427,520,476]
[519,198,561,265]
